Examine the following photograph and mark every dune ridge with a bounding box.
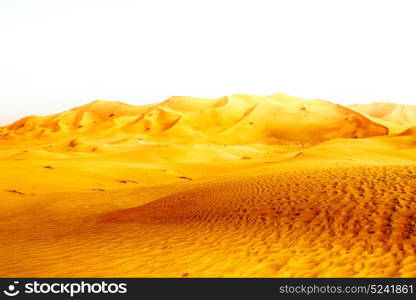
[1,93,388,146]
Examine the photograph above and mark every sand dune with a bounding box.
[1,93,387,146]
[1,93,416,277]
[349,102,416,133]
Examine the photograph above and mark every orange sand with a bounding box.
[1,93,416,277]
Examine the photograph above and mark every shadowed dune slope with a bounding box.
[399,126,416,137]
[1,94,387,145]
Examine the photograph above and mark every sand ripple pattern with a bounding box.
[101,166,416,277]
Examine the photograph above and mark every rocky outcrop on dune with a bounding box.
[0,94,388,145]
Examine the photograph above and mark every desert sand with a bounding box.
[1,93,416,277]
[349,102,416,134]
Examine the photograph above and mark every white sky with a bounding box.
[1,0,416,125]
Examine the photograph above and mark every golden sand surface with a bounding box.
[1,93,416,277]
